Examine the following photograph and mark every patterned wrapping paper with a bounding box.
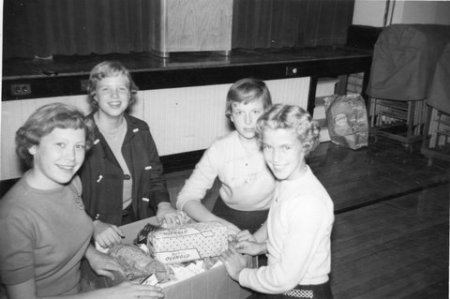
[147,222,228,264]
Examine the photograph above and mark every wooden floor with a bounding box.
[331,183,448,299]
[322,138,449,299]
[165,136,449,299]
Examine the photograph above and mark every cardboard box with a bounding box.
[121,218,253,299]
[315,77,339,98]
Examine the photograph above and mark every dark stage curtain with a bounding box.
[3,0,354,59]
[3,0,154,59]
[232,0,355,49]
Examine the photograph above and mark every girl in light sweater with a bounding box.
[176,78,276,234]
[0,103,163,299]
[220,104,335,299]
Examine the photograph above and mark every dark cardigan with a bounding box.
[79,113,170,226]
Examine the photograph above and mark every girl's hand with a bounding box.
[236,229,256,242]
[86,247,124,280]
[235,240,266,256]
[93,221,124,248]
[219,246,247,281]
[101,281,165,299]
[156,203,181,227]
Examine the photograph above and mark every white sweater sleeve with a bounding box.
[176,146,220,211]
[239,197,329,293]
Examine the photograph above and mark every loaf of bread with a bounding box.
[109,244,172,283]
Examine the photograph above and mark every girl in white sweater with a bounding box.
[220,104,335,299]
[176,78,276,234]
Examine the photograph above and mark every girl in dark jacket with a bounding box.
[79,61,180,249]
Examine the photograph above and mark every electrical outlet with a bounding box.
[10,84,31,96]
[286,66,299,77]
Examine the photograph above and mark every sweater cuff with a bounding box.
[238,267,252,289]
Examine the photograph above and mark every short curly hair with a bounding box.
[15,103,94,168]
[225,78,272,119]
[87,61,138,112]
[255,104,320,156]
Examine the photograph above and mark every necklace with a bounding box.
[70,186,85,210]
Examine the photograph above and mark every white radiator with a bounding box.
[139,77,310,155]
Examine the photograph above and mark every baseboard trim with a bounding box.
[160,149,205,173]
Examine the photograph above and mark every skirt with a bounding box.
[212,196,269,234]
[246,281,333,299]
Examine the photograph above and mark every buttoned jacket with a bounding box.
[79,113,170,226]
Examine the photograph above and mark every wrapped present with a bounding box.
[148,222,228,264]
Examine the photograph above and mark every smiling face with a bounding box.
[262,127,306,181]
[230,98,265,141]
[28,128,87,189]
[94,75,131,119]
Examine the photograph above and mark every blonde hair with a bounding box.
[16,103,94,168]
[256,104,320,156]
[87,61,138,111]
[225,78,272,119]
